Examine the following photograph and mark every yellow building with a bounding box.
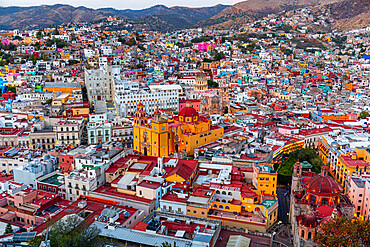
[318,136,330,165]
[252,164,278,196]
[133,103,224,156]
[60,52,70,59]
[186,188,214,218]
[209,182,278,232]
[24,36,37,45]
[336,154,369,188]
[354,147,370,164]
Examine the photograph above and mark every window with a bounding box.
[225,206,230,210]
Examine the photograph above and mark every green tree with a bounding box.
[29,215,100,247]
[36,30,43,39]
[359,111,370,119]
[207,80,219,88]
[161,241,178,247]
[4,223,13,234]
[315,216,370,246]
[7,86,16,93]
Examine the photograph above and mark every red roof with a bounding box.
[163,159,197,181]
[161,193,188,203]
[340,155,369,168]
[316,205,334,218]
[306,174,340,196]
[179,106,198,118]
[132,222,148,232]
[241,185,258,199]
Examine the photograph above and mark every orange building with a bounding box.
[133,104,224,156]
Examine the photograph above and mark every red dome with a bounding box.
[306,175,340,196]
[179,106,199,118]
[300,213,318,228]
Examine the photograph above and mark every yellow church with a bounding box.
[133,103,224,156]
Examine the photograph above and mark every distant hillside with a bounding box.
[325,0,370,30]
[136,5,230,32]
[0,4,229,30]
[200,0,342,29]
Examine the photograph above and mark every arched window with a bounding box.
[219,205,223,209]
[222,199,226,203]
[213,204,217,208]
[301,230,305,237]
[228,192,232,196]
[310,195,316,203]
[222,191,226,195]
[225,206,230,210]
[308,232,312,240]
[216,198,220,202]
[216,190,220,194]
[322,198,328,205]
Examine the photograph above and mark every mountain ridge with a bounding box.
[0,4,229,30]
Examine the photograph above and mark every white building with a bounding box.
[85,66,120,106]
[65,157,107,201]
[13,154,58,188]
[53,117,84,147]
[87,113,112,145]
[113,81,179,117]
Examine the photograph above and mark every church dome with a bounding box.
[306,174,340,196]
[300,213,318,228]
[179,106,199,118]
[195,71,207,79]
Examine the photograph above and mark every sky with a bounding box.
[2,0,241,10]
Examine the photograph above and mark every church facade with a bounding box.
[133,103,224,157]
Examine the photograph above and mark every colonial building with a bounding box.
[133,103,224,156]
[54,117,84,147]
[111,117,133,148]
[87,113,112,145]
[290,162,355,247]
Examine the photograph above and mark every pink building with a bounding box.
[179,99,201,113]
[197,43,214,52]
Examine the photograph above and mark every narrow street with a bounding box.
[271,186,293,247]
